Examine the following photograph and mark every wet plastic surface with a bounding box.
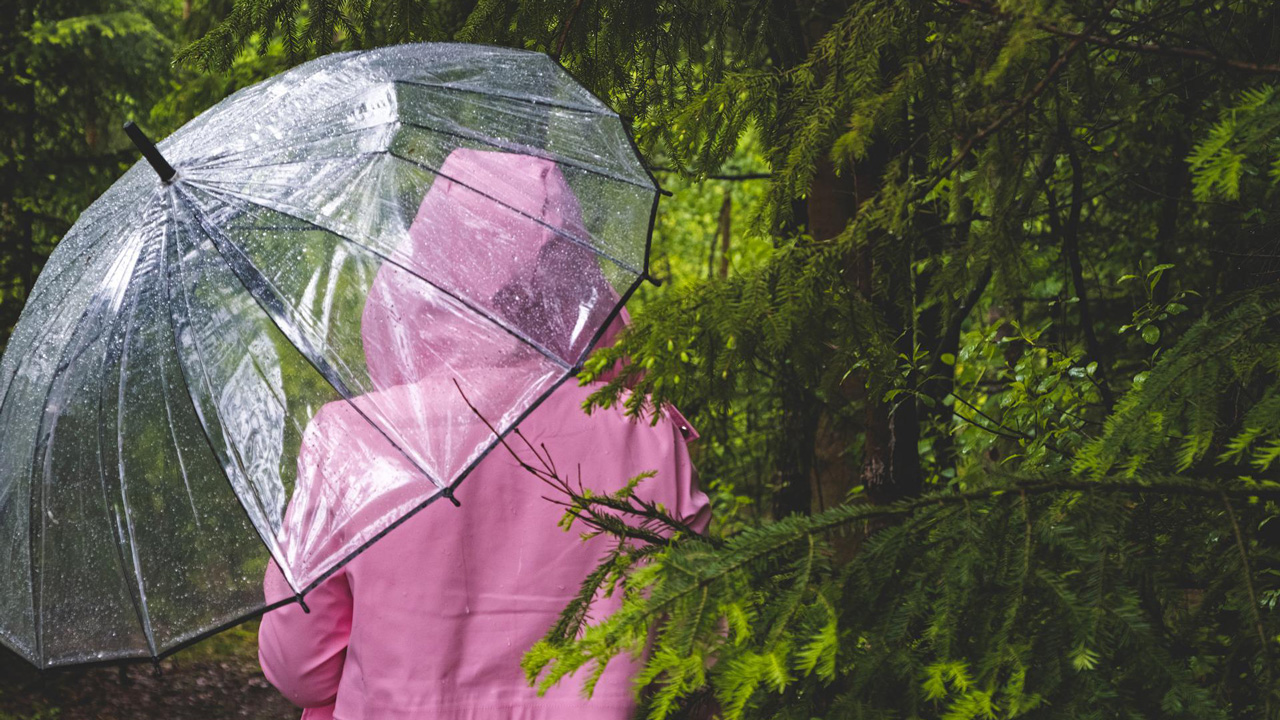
[0,44,655,668]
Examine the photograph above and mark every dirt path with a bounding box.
[0,624,299,720]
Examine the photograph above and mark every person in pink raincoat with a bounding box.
[258,148,710,720]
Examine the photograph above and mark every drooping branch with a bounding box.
[553,0,585,59]
[951,0,1280,76]
[916,18,1094,203]
[618,472,1280,624]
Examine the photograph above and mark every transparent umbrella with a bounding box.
[0,43,658,669]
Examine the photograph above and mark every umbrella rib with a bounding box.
[181,97,649,194]
[0,204,163,543]
[294,366,583,596]
[0,296,89,533]
[401,76,635,184]
[25,220,152,667]
[155,329,203,529]
[162,285,312,520]
[186,130,648,280]
[0,172,176,441]
[392,111,652,193]
[189,153,641,279]
[185,119,399,174]
[393,78,609,116]
[185,114,652,202]
[189,81,638,191]
[0,190,154,443]
[170,76,397,170]
[185,180,577,372]
[443,270,647,514]
[171,186,456,499]
[383,146,645,275]
[388,82,647,190]
[94,235,160,659]
[159,195,306,599]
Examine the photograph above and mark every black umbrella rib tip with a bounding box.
[123,121,177,183]
[440,486,462,507]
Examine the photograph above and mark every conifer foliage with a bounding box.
[183,1,1280,717]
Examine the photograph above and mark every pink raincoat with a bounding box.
[258,149,710,720]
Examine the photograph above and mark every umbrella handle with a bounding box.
[123,121,177,183]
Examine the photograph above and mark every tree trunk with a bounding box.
[776,3,926,515]
[773,369,819,518]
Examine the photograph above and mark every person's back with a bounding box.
[259,379,709,720]
[256,147,707,719]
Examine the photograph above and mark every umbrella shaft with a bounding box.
[123,121,176,182]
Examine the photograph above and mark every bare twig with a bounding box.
[649,167,773,181]
[452,378,702,543]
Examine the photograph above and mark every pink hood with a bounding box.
[360,147,628,392]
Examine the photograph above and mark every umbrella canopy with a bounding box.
[0,43,657,669]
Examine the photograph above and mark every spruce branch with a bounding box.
[596,473,1280,625]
